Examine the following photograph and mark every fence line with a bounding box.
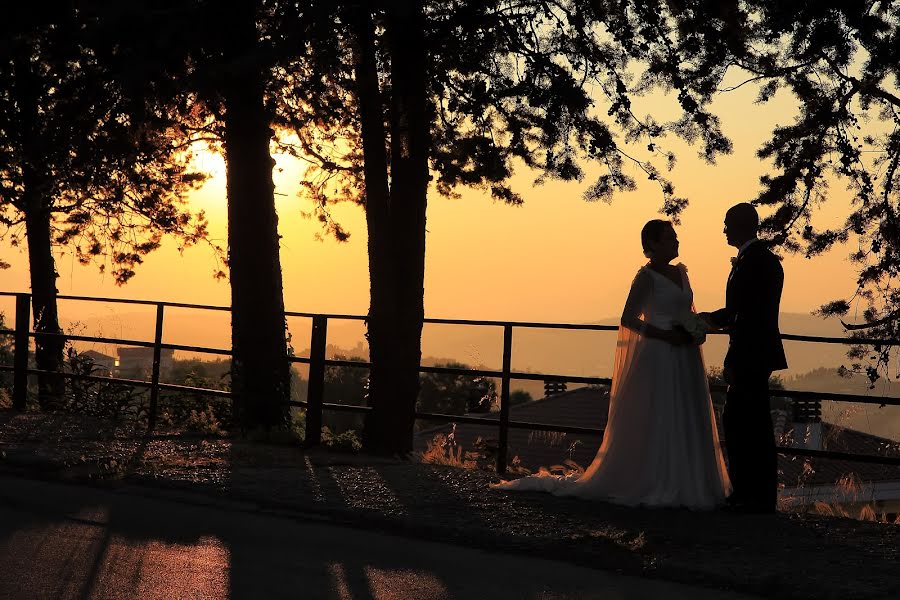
[1,291,898,474]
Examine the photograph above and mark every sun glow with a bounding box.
[190,144,228,182]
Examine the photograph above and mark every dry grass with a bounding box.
[785,471,900,524]
[506,455,532,476]
[416,428,593,480]
[806,501,900,524]
[183,406,225,436]
[527,430,568,447]
[543,459,585,478]
[417,433,479,469]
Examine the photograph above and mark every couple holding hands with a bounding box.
[494,203,787,514]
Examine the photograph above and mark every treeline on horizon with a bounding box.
[2,1,898,454]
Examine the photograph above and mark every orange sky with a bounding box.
[0,74,865,334]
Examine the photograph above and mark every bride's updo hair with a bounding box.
[641,219,674,258]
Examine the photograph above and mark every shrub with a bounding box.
[63,346,143,420]
[510,390,533,405]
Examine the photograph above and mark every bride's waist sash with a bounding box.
[644,315,680,330]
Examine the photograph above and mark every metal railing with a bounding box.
[1,291,899,475]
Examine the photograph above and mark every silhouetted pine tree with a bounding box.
[90,0,323,431]
[0,6,209,409]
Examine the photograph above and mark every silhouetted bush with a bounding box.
[418,361,497,416]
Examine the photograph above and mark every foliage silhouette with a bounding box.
[285,1,744,454]
[650,1,900,382]
[1,7,210,409]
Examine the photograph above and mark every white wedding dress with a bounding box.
[493,264,731,509]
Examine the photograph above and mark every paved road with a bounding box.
[0,476,752,599]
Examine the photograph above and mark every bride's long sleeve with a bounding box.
[620,269,652,334]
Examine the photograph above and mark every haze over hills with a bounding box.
[54,305,890,382]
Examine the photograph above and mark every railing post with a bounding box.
[305,315,327,446]
[496,324,513,475]
[12,294,30,411]
[147,303,165,432]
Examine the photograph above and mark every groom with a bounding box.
[702,203,787,514]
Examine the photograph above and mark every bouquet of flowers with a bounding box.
[673,311,710,345]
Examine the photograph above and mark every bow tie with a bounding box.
[729,255,741,279]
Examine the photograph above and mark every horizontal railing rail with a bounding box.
[1,291,898,474]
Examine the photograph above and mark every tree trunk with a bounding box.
[222,0,290,432]
[13,52,65,410]
[388,1,431,455]
[350,5,401,454]
[24,199,65,410]
[361,1,431,455]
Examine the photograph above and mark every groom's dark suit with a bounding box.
[710,240,787,512]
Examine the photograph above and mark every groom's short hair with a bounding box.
[726,203,759,230]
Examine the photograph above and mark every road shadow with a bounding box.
[0,476,698,600]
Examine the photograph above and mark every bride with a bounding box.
[492,220,731,509]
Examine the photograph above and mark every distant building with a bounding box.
[116,347,174,380]
[416,386,900,514]
[78,350,116,375]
